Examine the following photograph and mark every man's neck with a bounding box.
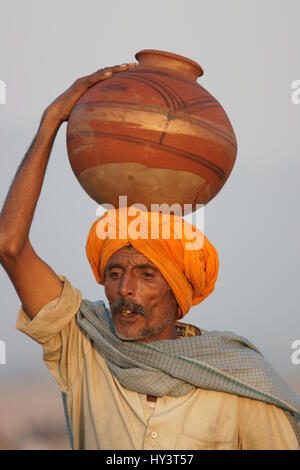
[146,394,157,402]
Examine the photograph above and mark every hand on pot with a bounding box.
[44,62,137,125]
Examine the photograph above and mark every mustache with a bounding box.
[111,298,146,316]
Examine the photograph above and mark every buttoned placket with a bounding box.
[140,394,167,450]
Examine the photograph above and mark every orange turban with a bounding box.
[86,207,219,319]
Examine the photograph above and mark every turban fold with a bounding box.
[86,207,219,319]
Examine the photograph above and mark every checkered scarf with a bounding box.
[76,299,300,446]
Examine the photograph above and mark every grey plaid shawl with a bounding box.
[76,299,300,446]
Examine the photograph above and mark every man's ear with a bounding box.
[169,289,179,320]
[173,300,180,321]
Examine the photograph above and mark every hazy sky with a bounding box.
[0,0,299,393]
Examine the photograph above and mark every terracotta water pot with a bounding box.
[67,49,237,212]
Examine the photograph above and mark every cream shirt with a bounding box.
[16,276,299,450]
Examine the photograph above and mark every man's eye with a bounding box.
[109,272,121,278]
[142,272,153,278]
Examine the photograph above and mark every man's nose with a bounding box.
[118,270,136,297]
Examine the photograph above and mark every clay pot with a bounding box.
[67,49,237,212]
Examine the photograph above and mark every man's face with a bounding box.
[104,245,178,343]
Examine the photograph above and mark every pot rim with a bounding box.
[135,49,204,78]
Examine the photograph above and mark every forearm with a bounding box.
[0,62,135,256]
[0,111,61,253]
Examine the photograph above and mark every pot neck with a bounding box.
[135,49,204,82]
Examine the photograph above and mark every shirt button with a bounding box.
[151,432,158,438]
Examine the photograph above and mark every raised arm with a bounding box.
[0,62,136,320]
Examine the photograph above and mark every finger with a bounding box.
[78,62,138,88]
[86,65,128,83]
[97,63,136,74]
[115,62,137,70]
[83,65,123,83]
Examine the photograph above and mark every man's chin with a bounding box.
[113,323,150,341]
[115,330,146,341]
[112,315,144,340]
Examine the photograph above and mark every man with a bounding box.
[0,64,299,450]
